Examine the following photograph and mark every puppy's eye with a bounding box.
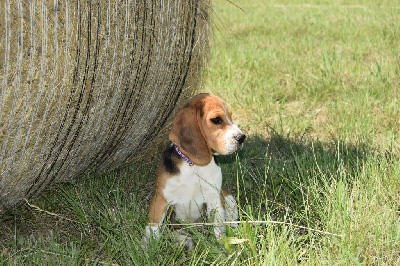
[210,117,223,125]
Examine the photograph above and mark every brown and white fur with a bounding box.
[144,93,246,247]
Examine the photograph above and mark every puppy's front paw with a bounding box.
[142,225,160,248]
[174,231,195,251]
[214,226,226,240]
[224,194,238,226]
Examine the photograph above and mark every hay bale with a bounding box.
[0,0,210,212]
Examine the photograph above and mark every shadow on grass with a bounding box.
[0,158,157,251]
[217,132,373,225]
[0,131,380,255]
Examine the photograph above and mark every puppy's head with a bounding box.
[169,93,246,165]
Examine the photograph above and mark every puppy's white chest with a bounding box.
[162,159,222,221]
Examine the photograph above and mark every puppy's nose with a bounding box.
[235,134,246,144]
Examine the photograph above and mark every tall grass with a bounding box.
[2,0,400,265]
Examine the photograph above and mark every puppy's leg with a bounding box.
[207,196,226,239]
[145,191,168,241]
[222,189,238,228]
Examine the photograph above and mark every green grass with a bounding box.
[2,0,400,265]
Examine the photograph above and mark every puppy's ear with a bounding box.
[169,100,212,165]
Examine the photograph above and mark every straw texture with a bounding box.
[0,0,210,212]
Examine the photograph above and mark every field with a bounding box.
[1,0,400,265]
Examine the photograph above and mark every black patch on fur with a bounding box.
[163,145,180,175]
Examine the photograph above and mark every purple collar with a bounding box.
[172,143,193,166]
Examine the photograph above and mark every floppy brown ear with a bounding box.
[169,102,212,166]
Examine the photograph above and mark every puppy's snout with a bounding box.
[234,134,246,144]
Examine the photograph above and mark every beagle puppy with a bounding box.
[144,93,246,246]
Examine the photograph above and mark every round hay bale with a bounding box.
[0,0,210,212]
